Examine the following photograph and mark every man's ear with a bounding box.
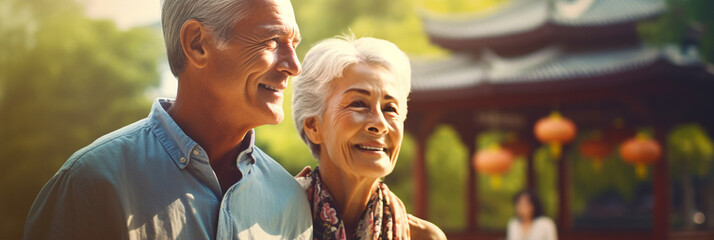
[180,19,211,69]
[303,117,323,145]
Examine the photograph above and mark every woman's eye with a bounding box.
[349,101,366,108]
[383,106,398,113]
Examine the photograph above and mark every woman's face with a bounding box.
[310,62,405,179]
[516,194,534,221]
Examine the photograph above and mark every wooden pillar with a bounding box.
[526,154,536,191]
[557,148,571,232]
[414,135,428,219]
[652,126,670,240]
[526,138,538,191]
[465,135,478,230]
[409,112,441,220]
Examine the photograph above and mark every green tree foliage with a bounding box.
[426,125,467,230]
[668,124,714,177]
[639,0,714,63]
[667,124,714,229]
[533,146,559,219]
[0,0,162,238]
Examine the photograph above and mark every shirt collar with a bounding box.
[148,98,257,169]
[149,98,200,169]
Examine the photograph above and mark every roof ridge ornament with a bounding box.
[484,46,562,79]
[554,0,596,19]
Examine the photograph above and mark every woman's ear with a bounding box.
[303,117,323,145]
[180,19,211,69]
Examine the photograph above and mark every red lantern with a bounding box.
[604,118,636,145]
[579,133,613,172]
[534,111,577,159]
[473,145,514,188]
[619,133,661,179]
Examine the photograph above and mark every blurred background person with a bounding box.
[507,189,557,240]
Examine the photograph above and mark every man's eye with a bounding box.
[265,38,279,47]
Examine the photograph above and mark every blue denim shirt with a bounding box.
[24,98,312,240]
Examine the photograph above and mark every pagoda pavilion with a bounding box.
[406,0,714,239]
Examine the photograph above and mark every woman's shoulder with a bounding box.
[408,214,447,240]
[293,166,314,190]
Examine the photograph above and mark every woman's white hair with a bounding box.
[161,0,251,77]
[292,35,411,159]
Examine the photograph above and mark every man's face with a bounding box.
[204,0,301,128]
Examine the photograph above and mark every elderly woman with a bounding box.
[292,36,446,240]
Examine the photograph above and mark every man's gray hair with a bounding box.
[161,0,251,77]
[292,36,411,159]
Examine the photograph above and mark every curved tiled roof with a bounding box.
[410,45,702,92]
[552,0,665,26]
[421,0,548,40]
[421,0,665,40]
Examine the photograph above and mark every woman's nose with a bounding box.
[365,110,389,135]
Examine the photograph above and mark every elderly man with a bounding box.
[24,0,311,239]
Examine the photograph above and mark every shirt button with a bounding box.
[179,157,187,163]
[193,149,200,156]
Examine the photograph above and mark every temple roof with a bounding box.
[410,45,703,92]
[420,0,666,54]
[552,0,665,26]
[421,0,666,40]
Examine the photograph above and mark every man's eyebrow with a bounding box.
[262,25,301,42]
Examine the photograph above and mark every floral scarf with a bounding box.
[304,167,394,240]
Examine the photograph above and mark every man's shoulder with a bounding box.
[250,146,306,192]
[251,146,289,174]
[60,119,152,176]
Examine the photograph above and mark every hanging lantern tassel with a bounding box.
[592,158,603,172]
[490,174,503,189]
[549,141,562,159]
[635,163,648,179]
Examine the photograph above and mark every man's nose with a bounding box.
[276,45,301,76]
